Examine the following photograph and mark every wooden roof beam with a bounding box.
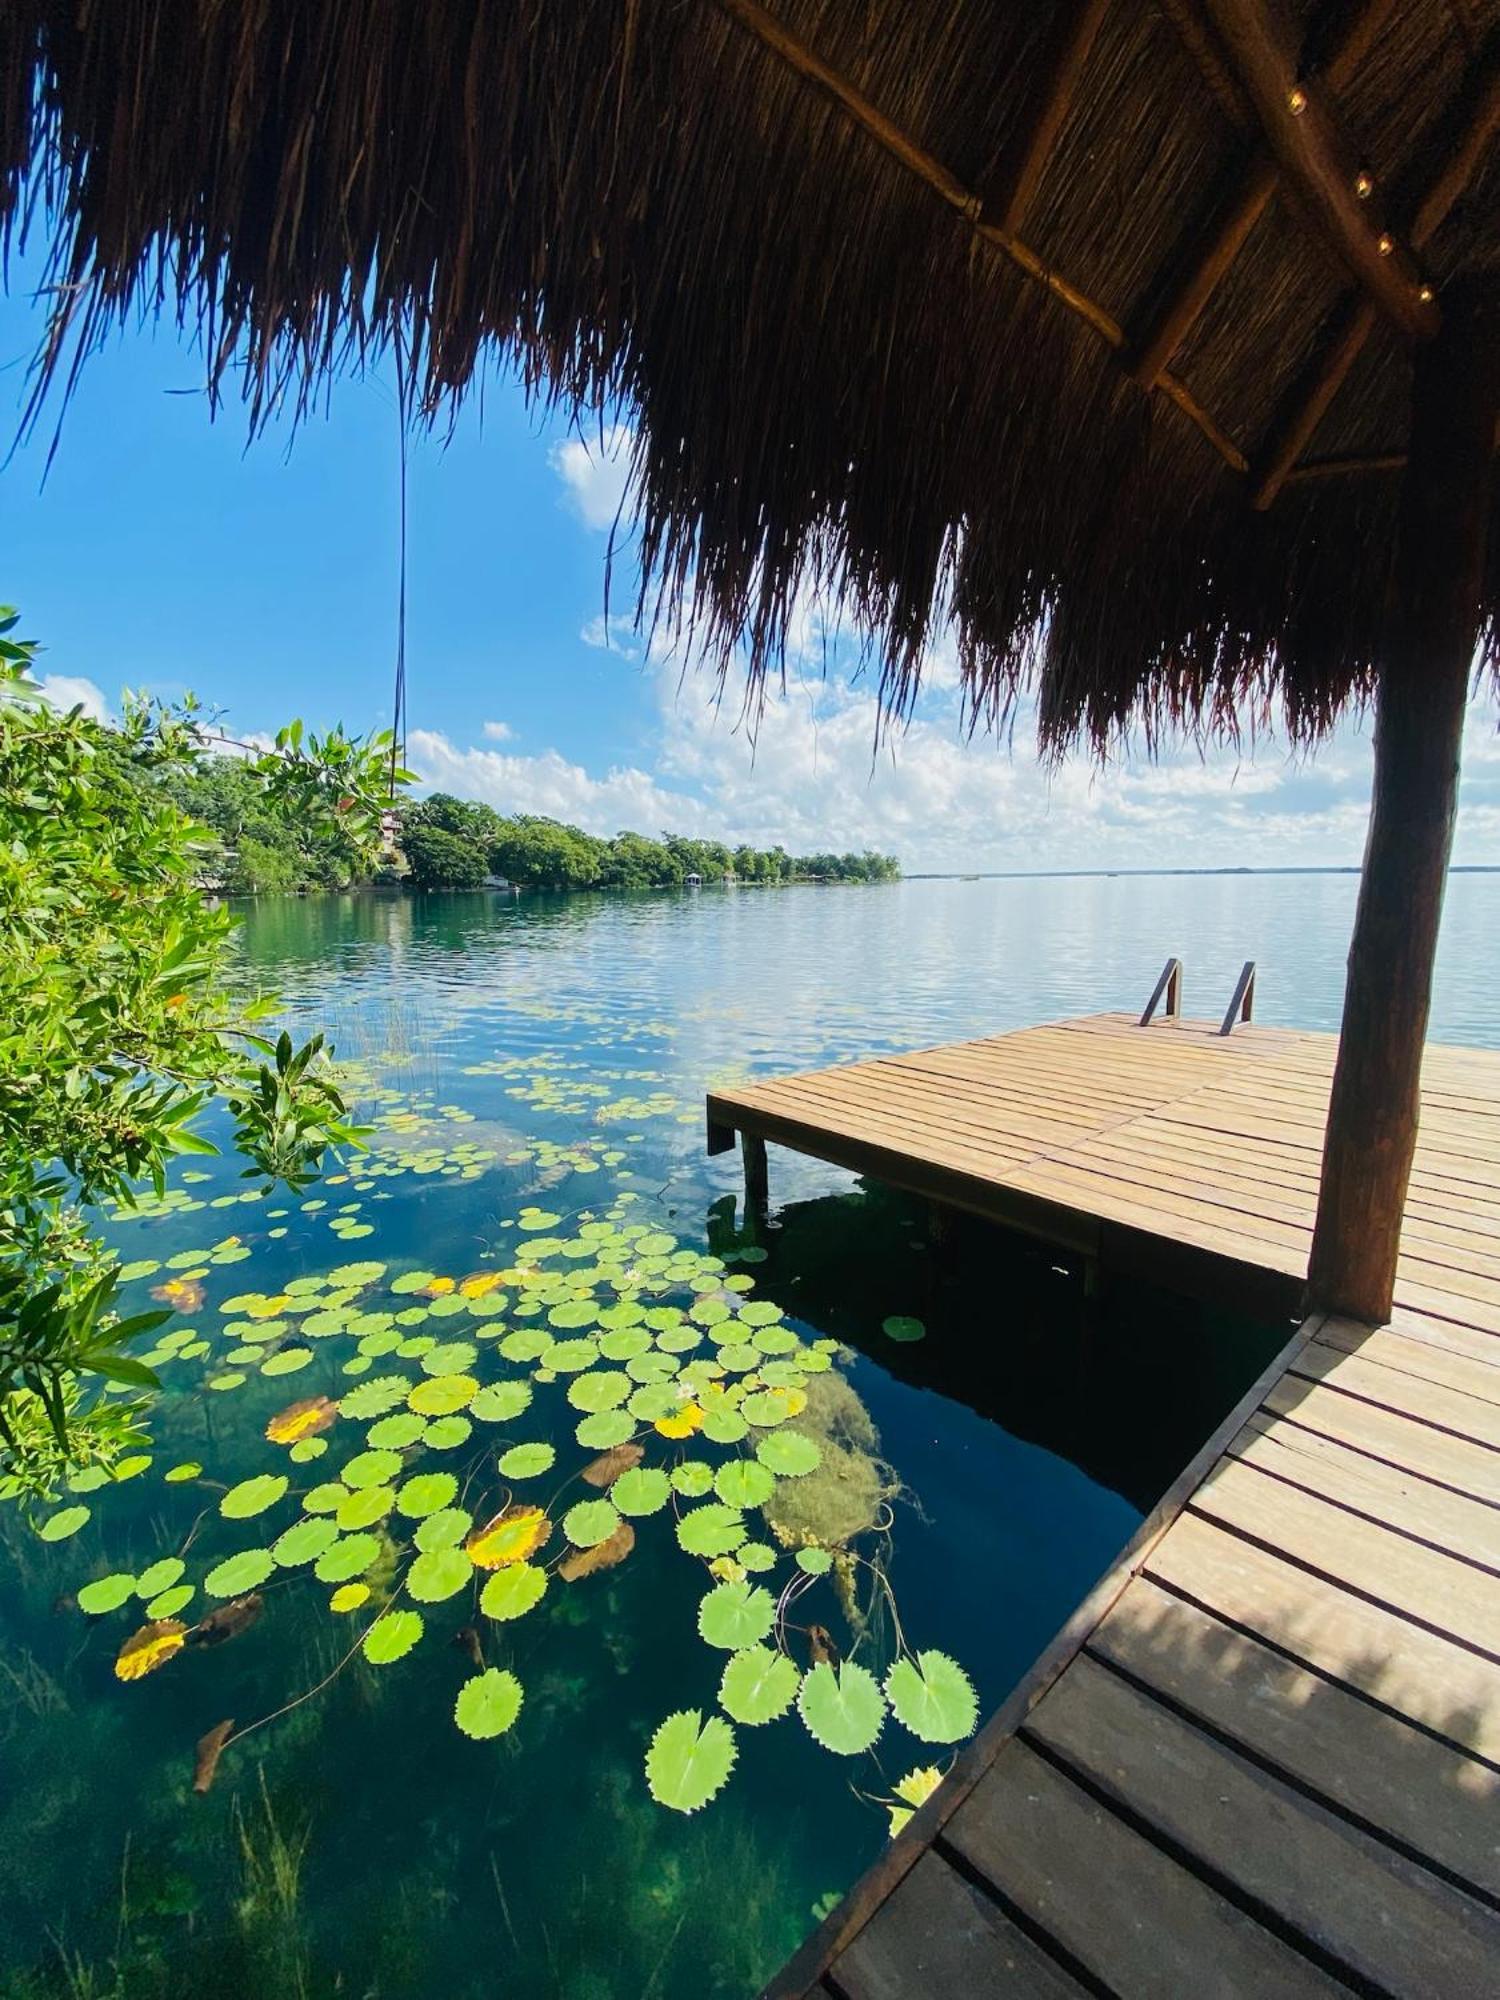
[980,0,1114,234]
[1195,0,1439,341]
[1252,50,1500,508]
[713,0,1248,472]
[1132,0,1399,390]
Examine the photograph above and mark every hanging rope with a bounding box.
[389,322,411,799]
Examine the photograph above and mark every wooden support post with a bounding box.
[741,1131,769,1222]
[1307,280,1500,1325]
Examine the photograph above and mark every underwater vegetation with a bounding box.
[7,1071,978,1841]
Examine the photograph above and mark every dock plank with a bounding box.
[1024,1653,1500,1997]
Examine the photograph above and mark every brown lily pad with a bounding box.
[580,1442,644,1488]
[559,1519,635,1581]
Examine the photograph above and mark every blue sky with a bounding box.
[3,248,1496,873]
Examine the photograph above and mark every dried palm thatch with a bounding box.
[2,0,1498,751]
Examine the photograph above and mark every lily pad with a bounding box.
[406,1545,474,1603]
[366,1412,426,1450]
[670,1461,714,1498]
[884,1651,979,1744]
[609,1466,672,1517]
[422,1415,473,1451]
[414,1507,473,1552]
[220,1474,288,1520]
[698,1580,776,1650]
[408,1374,477,1416]
[362,1608,424,1664]
[341,1449,404,1491]
[467,1505,550,1569]
[713,1460,776,1509]
[798,1661,886,1755]
[396,1472,460,1519]
[574,1408,635,1449]
[566,1369,632,1413]
[563,1499,621,1549]
[76,1573,138,1615]
[469,1381,533,1424]
[339,1376,411,1419]
[314,1532,382,1583]
[454,1667,524,1739]
[37,1505,91,1543]
[497,1442,555,1480]
[718,1647,800,1725]
[145,1583,196,1620]
[795,1547,833,1576]
[114,1619,188,1682]
[755,1431,822,1478]
[479,1563,548,1621]
[261,1347,313,1376]
[336,1485,396,1530]
[881,1315,926,1344]
[272,1517,340,1568]
[675,1504,746,1559]
[204,1549,275,1598]
[645,1711,737,1814]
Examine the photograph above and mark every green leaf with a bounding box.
[675,1503,746,1558]
[755,1431,822,1478]
[134,1556,186,1598]
[567,1369,632,1413]
[76,1572,137,1615]
[881,1315,926,1344]
[670,1461,713,1498]
[396,1472,459,1518]
[406,1545,475,1602]
[455,1667,524,1739]
[698,1581,776,1650]
[610,1466,671,1517]
[645,1711,737,1814]
[885,1651,979,1744]
[797,1661,886,1755]
[563,1498,621,1549]
[220,1473,288,1520]
[335,1484,395,1530]
[272,1517,340,1567]
[575,1408,635,1449]
[795,1547,833,1575]
[204,1548,275,1597]
[341,1448,404,1490]
[469,1380,533,1424]
[718,1647,800,1726]
[497,1442,555,1480]
[414,1506,473,1553]
[313,1532,382,1583]
[362,1609,424,1664]
[37,1505,91,1542]
[713,1459,775,1508]
[479,1563,548,1622]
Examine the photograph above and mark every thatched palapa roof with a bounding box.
[3,0,1499,749]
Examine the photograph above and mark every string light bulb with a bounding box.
[1377,233,1395,257]
[1418,284,1434,302]
[1354,170,1373,199]
[1287,87,1307,114]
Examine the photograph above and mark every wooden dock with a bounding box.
[705,1016,1500,1999]
[708,1013,1500,1330]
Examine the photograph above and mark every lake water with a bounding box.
[3,872,1495,1999]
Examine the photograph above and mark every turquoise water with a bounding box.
[2,873,1495,1999]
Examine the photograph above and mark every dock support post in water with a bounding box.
[1308,280,1499,1325]
[741,1131,769,1224]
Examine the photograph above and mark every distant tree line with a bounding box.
[399,795,900,891]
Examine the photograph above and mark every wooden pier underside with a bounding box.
[710,1018,1500,1999]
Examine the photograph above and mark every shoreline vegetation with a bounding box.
[168,756,901,893]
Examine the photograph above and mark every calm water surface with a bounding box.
[3,874,1494,1999]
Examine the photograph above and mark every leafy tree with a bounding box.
[405,822,490,888]
[0,607,406,1499]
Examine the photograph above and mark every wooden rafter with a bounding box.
[1131,0,1400,390]
[712,0,1248,472]
[980,0,1113,234]
[1252,50,1500,508]
[1195,0,1438,341]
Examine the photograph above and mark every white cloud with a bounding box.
[38,673,111,723]
[407,725,705,836]
[550,424,635,531]
[481,720,514,742]
[580,612,640,658]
